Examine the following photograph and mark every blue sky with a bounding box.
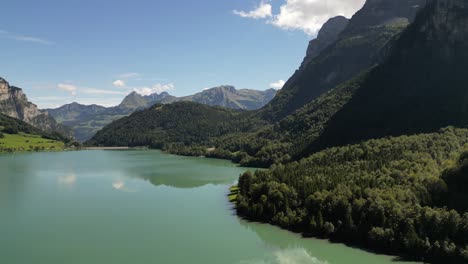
[0,0,365,108]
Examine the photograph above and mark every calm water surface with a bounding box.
[0,150,421,264]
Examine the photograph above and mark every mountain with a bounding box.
[235,2,468,262]
[86,0,468,262]
[175,86,277,110]
[299,16,350,70]
[47,103,107,123]
[311,0,468,151]
[119,91,176,109]
[0,77,72,138]
[87,0,429,165]
[258,0,427,121]
[49,86,275,142]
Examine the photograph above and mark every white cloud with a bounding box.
[57,83,77,95]
[270,80,286,89]
[113,79,126,88]
[133,83,175,96]
[119,72,140,79]
[233,1,272,19]
[0,29,54,45]
[58,83,129,96]
[82,88,128,95]
[234,0,365,36]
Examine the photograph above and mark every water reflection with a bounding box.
[111,180,137,192]
[0,153,35,208]
[239,248,328,264]
[112,180,125,190]
[57,174,77,186]
[237,219,418,264]
[130,171,239,189]
[119,151,250,189]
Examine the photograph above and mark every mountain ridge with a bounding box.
[48,85,276,142]
[258,0,427,121]
[310,0,468,151]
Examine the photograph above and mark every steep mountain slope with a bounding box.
[312,0,468,151]
[0,78,72,138]
[259,0,427,121]
[299,16,349,70]
[213,73,369,167]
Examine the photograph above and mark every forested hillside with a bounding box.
[237,127,468,263]
[86,102,267,148]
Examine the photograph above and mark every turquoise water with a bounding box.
[0,150,420,264]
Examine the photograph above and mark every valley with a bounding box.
[1,0,468,263]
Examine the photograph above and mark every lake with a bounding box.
[0,150,420,264]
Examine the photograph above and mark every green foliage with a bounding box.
[441,152,468,212]
[0,133,65,152]
[86,102,268,148]
[236,127,468,263]
[212,72,368,167]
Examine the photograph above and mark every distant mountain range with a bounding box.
[46,86,276,142]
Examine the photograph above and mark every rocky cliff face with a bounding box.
[343,0,427,35]
[311,0,468,150]
[421,0,467,44]
[0,77,71,137]
[300,16,349,70]
[259,0,428,121]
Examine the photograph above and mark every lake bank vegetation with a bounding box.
[236,127,468,263]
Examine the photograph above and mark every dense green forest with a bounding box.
[86,102,268,149]
[236,127,468,263]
